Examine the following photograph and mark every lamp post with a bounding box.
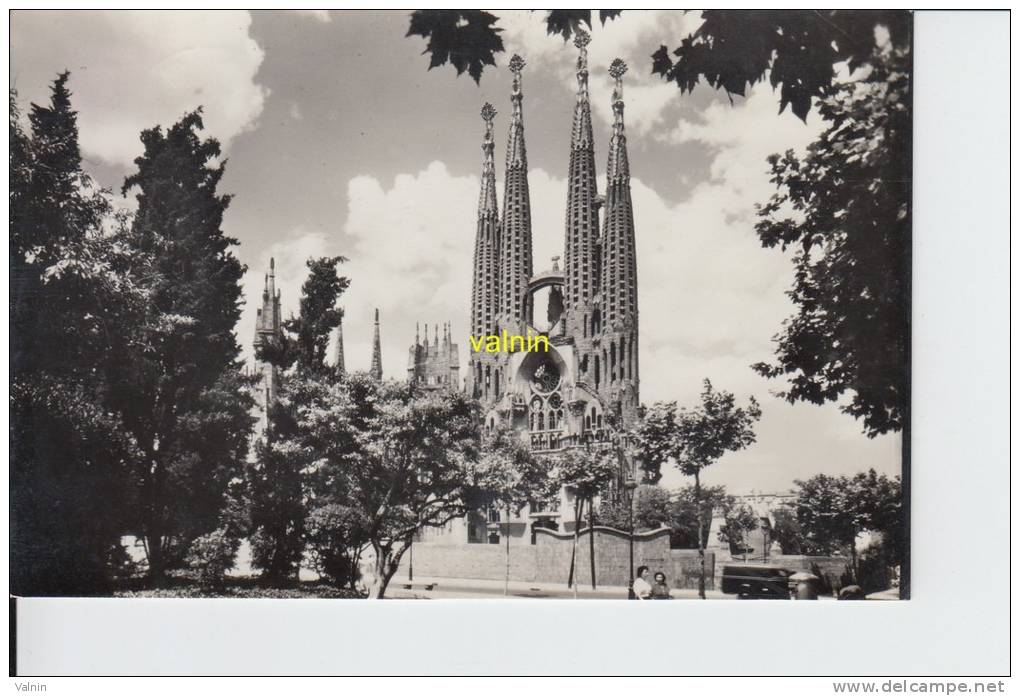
[624,455,639,600]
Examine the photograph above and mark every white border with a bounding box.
[11,9,1013,676]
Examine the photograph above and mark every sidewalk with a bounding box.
[385,574,730,600]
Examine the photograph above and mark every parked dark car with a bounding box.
[720,564,792,599]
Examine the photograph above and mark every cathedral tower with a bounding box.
[562,30,602,388]
[498,54,533,331]
[370,308,383,380]
[467,103,501,401]
[253,258,282,433]
[599,59,639,425]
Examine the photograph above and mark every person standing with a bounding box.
[633,566,652,600]
[650,571,672,599]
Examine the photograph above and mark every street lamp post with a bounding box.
[624,454,640,600]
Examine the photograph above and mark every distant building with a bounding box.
[407,322,460,390]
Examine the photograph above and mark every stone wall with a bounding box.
[398,541,538,582]
[669,549,716,590]
[396,526,672,586]
[534,526,670,586]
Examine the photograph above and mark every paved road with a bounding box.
[384,575,732,600]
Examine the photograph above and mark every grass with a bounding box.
[112,571,366,599]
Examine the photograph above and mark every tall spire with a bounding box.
[570,29,594,149]
[370,308,383,380]
[333,318,345,375]
[563,29,601,347]
[601,58,640,426]
[471,103,500,343]
[499,54,533,327]
[607,58,630,181]
[254,257,283,435]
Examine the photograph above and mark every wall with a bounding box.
[669,550,716,590]
[396,526,673,587]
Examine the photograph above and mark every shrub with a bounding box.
[304,504,369,589]
[186,529,240,590]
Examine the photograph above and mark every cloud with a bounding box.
[500,10,702,135]
[10,10,268,167]
[326,90,897,492]
[294,10,331,23]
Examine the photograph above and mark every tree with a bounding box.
[289,373,482,599]
[10,76,147,595]
[669,484,733,550]
[117,109,253,585]
[752,47,910,437]
[259,256,349,375]
[406,10,621,82]
[792,469,902,581]
[596,483,672,532]
[635,379,761,598]
[651,11,910,121]
[246,406,306,584]
[555,448,618,595]
[304,503,371,589]
[770,506,807,555]
[720,504,760,560]
[246,256,350,585]
[470,426,559,595]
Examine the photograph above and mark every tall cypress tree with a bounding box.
[118,110,253,585]
[11,75,142,595]
[247,256,349,585]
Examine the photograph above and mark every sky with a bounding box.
[10,10,902,494]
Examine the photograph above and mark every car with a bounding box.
[720,564,793,599]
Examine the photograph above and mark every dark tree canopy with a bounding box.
[406,10,620,82]
[652,11,911,121]
[10,75,146,595]
[117,109,254,584]
[752,47,911,436]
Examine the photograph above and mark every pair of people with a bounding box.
[632,566,671,600]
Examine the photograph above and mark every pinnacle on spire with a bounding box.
[607,57,630,181]
[478,102,498,216]
[370,308,383,380]
[574,29,590,92]
[505,55,527,168]
[570,31,594,150]
[471,102,502,344]
[509,54,525,110]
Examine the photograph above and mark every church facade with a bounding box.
[424,33,641,546]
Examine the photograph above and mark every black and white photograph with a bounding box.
[7,7,1011,681]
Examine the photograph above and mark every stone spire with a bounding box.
[333,317,345,375]
[499,54,533,328]
[600,58,639,426]
[253,257,282,434]
[607,58,630,181]
[563,29,601,344]
[471,105,500,342]
[370,308,383,380]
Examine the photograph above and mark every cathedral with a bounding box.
[426,32,641,545]
[254,33,640,547]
